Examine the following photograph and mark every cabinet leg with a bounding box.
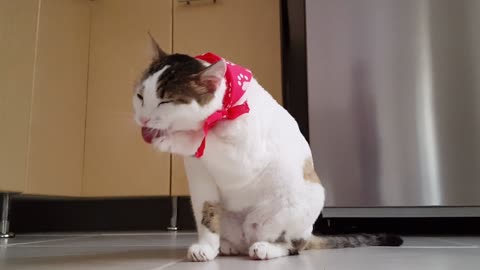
[167,196,178,231]
[1,193,15,238]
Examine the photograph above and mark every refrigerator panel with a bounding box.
[306,0,480,207]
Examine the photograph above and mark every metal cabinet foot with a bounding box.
[1,193,15,238]
[167,196,178,231]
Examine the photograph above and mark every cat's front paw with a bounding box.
[187,243,218,262]
[153,131,200,156]
[153,136,172,153]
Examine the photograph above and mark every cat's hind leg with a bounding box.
[248,228,311,260]
[248,241,290,260]
[243,202,316,260]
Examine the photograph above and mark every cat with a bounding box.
[132,35,403,261]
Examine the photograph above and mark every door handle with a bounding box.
[178,0,216,5]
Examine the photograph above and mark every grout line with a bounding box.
[416,236,480,248]
[169,155,173,195]
[98,232,196,236]
[16,232,197,237]
[168,0,174,198]
[398,246,479,249]
[2,235,95,247]
[148,258,185,270]
[171,0,175,53]
[24,0,42,189]
[433,237,480,248]
[14,245,191,248]
[81,0,94,196]
[17,233,100,237]
[400,236,479,248]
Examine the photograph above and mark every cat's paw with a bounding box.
[249,242,270,260]
[187,243,218,262]
[153,136,172,153]
[153,131,200,156]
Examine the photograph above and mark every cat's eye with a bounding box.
[158,100,173,107]
[136,94,143,101]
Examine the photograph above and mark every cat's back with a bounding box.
[213,78,310,156]
[248,80,310,154]
[204,78,317,209]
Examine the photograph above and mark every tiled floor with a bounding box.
[1,233,479,269]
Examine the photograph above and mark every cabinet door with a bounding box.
[171,155,189,196]
[83,0,172,196]
[171,0,282,195]
[0,0,39,193]
[24,0,90,196]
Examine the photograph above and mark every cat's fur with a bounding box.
[133,37,402,261]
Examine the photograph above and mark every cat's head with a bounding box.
[133,35,226,143]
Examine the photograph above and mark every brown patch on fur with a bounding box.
[291,239,308,251]
[288,249,300,256]
[160,80,213,106]
[140,52,216,106]
[288,238,308,255]
[201,201,221,234]
[303,158,321,184]
[153,54,214,106]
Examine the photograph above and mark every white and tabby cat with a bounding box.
[133,36,402,261]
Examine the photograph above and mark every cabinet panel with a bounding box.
[171,155,189,196]
[83,0,172,196]
[173,0,282,102]
[24,0,90,196]
[171,0,282,195]
[0,0,39,192]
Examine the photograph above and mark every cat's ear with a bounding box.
[148,31,168,60]
[198,60,226,92]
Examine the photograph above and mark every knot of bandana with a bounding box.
[194,53,251,158]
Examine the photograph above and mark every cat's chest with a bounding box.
[204,128,269,179]
[203,150,269,192]
[210,161,273,212]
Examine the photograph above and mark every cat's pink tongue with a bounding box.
[141,127,164,144]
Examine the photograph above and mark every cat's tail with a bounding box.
[306,233,403,249]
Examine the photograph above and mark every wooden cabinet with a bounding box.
[171,0,282,195]
[171,156,189,196]
[82,0,172,196]
[24,0,90,196]
[174,0,282,103]
[0,0,90,195]
[0,0,39,193]
[0,0,281,197]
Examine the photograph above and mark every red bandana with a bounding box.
[194,52,251,158]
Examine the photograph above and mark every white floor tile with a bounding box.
[1,233,479,270]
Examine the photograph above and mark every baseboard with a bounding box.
[5,196,196,233]
[3,196,480,235]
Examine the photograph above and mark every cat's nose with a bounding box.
[140,117,150,126]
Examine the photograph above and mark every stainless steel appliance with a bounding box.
[306,0,480,216]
